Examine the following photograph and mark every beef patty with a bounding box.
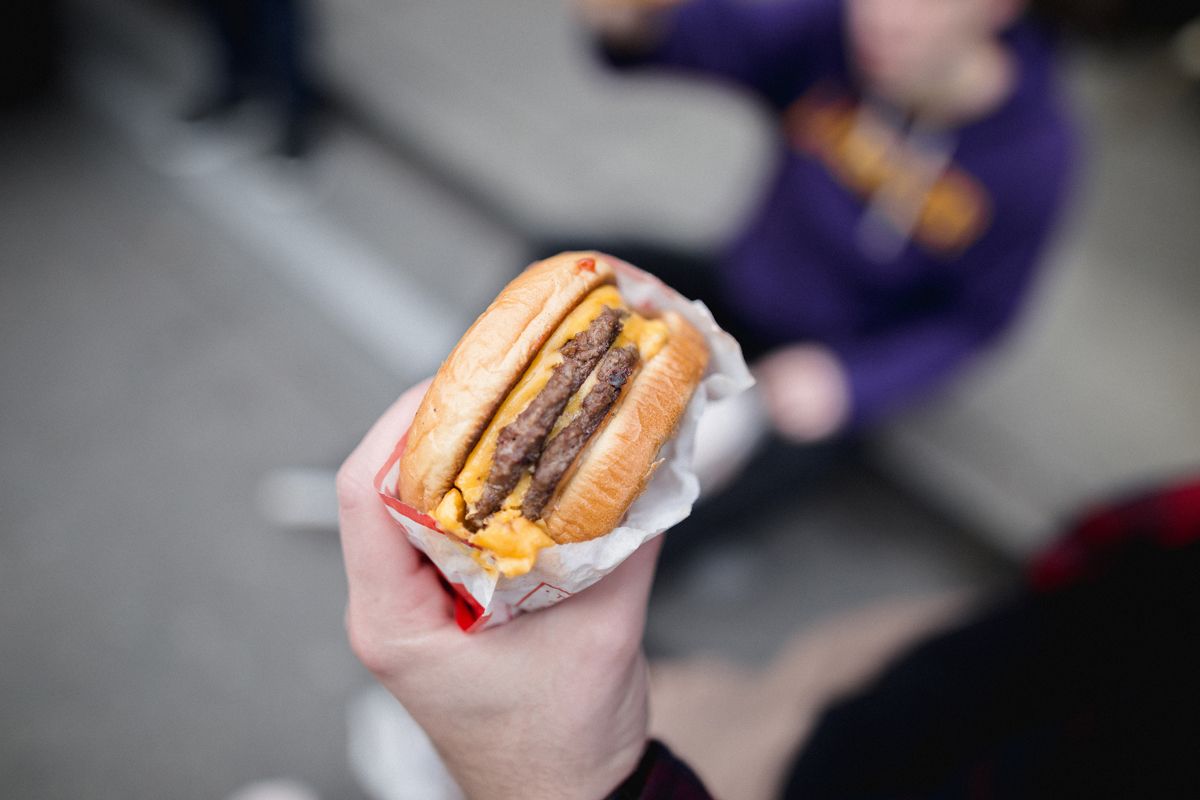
[522,345,639,520]
[466,306,624,530]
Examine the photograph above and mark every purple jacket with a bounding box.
[606,0,1075,426]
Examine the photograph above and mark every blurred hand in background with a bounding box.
[576,0,689,51]
[754,344,851,443]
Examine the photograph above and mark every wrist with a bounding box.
[606,740,659,799]
[451,736,647,800]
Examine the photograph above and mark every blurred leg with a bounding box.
[187,0,253,118]
[657,433,855,578]
[782,536,1200,798]
[649,592,971,800]
[255,0,316,156]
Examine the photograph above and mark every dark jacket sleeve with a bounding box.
[607,740,713,799]
[600,0,842,105]
[836,233,1045,428]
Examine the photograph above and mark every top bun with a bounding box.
[400,252,617,513]
[399,251,708,544]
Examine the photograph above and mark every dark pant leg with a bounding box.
[781,538,1200,798]
[253,0,312,123]
[657,434,854,577]
[195,0,253,101]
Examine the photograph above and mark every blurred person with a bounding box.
[339,381,1200,799]
[575,0,1075,439]
[186,0,316,158]
[540,0,1076,565]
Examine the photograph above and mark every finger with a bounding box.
[338,379,453,629]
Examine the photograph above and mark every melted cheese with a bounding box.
[432,284,669,577]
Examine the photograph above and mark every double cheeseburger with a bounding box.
[399,252,709,577]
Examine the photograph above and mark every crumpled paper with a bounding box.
[375,257,754,630]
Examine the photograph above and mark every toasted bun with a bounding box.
[400,252,616,512]
[540,310,708,543]
[400,251,709,546]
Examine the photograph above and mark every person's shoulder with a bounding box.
[970,125,1074,234]
[955,92,1077,248]
[963,23,1078,198]
[728,0,843,35]
[780,0,843,28]
[1005,15,1075,134]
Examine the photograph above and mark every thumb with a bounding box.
[541,534,663,632]
[339,379,453,632]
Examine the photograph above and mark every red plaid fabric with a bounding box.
[1029,477,1200,592]
[607,740,712,799]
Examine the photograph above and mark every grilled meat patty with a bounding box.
[522,345,639,520]
[465,306,624,530]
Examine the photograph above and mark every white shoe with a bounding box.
[692,388,770,497]
[347,687,465,800]
[256,468,340,531]
[226,779,319,800]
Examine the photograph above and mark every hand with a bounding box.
[338,381,662,800]
[576,0,688,49]
[753,345,851,442]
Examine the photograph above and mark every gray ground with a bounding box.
[2,8,1195,799]
[1,105,385,800]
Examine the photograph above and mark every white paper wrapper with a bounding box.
[375,258,754,630]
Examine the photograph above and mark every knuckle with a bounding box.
[346,612,395,678]
[586,617,640,663]
[335,461,368,512]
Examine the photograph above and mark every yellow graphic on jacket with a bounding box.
[784,85,992,256]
